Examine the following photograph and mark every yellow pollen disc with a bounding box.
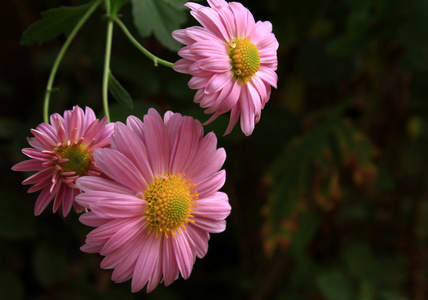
[143,173,198,238]
[55,144,92,176]
[228,37,261,84]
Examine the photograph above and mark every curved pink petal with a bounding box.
[131,233,161,292]
[186,226,210,258]
[196,192,231,220]
[172,232,195,279]
[93,148,147,192]
[76,176,134,195]
[142,109,170,176]
[12,159,44,172]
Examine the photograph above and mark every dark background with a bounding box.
[2,0,428,299]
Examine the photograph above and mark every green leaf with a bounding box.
[317,269,354,300]
[108,72,134,109]
[21,2,93,45]
[111,0,130,16]
[131,0,188,51]
[343,243,377,281]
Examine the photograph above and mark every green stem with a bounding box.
[113,18,174,68]
[102,0,113,123]
[43,0,102,123]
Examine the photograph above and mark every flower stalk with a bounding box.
[43,0,103,123]
[114,18,174,68]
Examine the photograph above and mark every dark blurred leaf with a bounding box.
[296,39,352,85]
[33,243,69,288]
[379,291,407,300]
[108,71,134,109]
[343,243,377,280]
[21,2,93,45]
[291,211,320,259]
[131,0,187,51]
[0,269,25,300]
[268,118,338,224]
[317,269,354,300]
[0,189,36,240]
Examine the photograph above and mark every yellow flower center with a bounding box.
[144,174,198,238]
[55,144,92,176]
[229,37,261,84]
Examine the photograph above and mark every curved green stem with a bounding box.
[43,0,102,123]
[114,18,174,68]
[102,0,113,123]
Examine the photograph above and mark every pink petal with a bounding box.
[85,194,145,219]
[193,217,226,233]
[258,67,278,89]
[172,29,193,45]
[207,0,228,8]
[126,115,145,141]
[196,192,231,220]
[143,109,171,176]
[229,2,254,38]
[61,184,76,216]
[34,184,58,216]
[190,6,229,42]
[190,40,226,58]
[199,57,231,72]
[194,170,226,198]
[186,226,210,258]
[30,129,57,149]
[93,148,147,192]
[79,211,110,227]
[76,176,134,195]
[251,20,273,46]
[22,168,53,185]
[204,72,233,95]
[224,106,241,135]
[188,75,210,90]
[100,217,143,256]
[131,233,161,292]
[172,232,195,279]
[169,116,203,175]
[161,238,180,286]
[173,58,192,73]
[12,159,43,172]
[111,122,154,185]
[239,86,256,136]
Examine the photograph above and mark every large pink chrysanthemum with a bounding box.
[12,106,114,216]
[75,108,231,293]
[173,0,278,136]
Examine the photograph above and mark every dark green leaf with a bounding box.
[317,270,354,300]
[0,189,36,240]
[131,0,187,51]
[111,0,130,16]
[21,2,93,45]
[0,269,25,300]
[33,243,69,288]
[108,71,134,109]
[343,243,377,280]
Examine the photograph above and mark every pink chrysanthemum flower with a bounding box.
[12,106,114,216]
[172,0,278,136]
[75,108,230,293]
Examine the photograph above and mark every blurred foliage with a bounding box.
[2,0,428,299]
